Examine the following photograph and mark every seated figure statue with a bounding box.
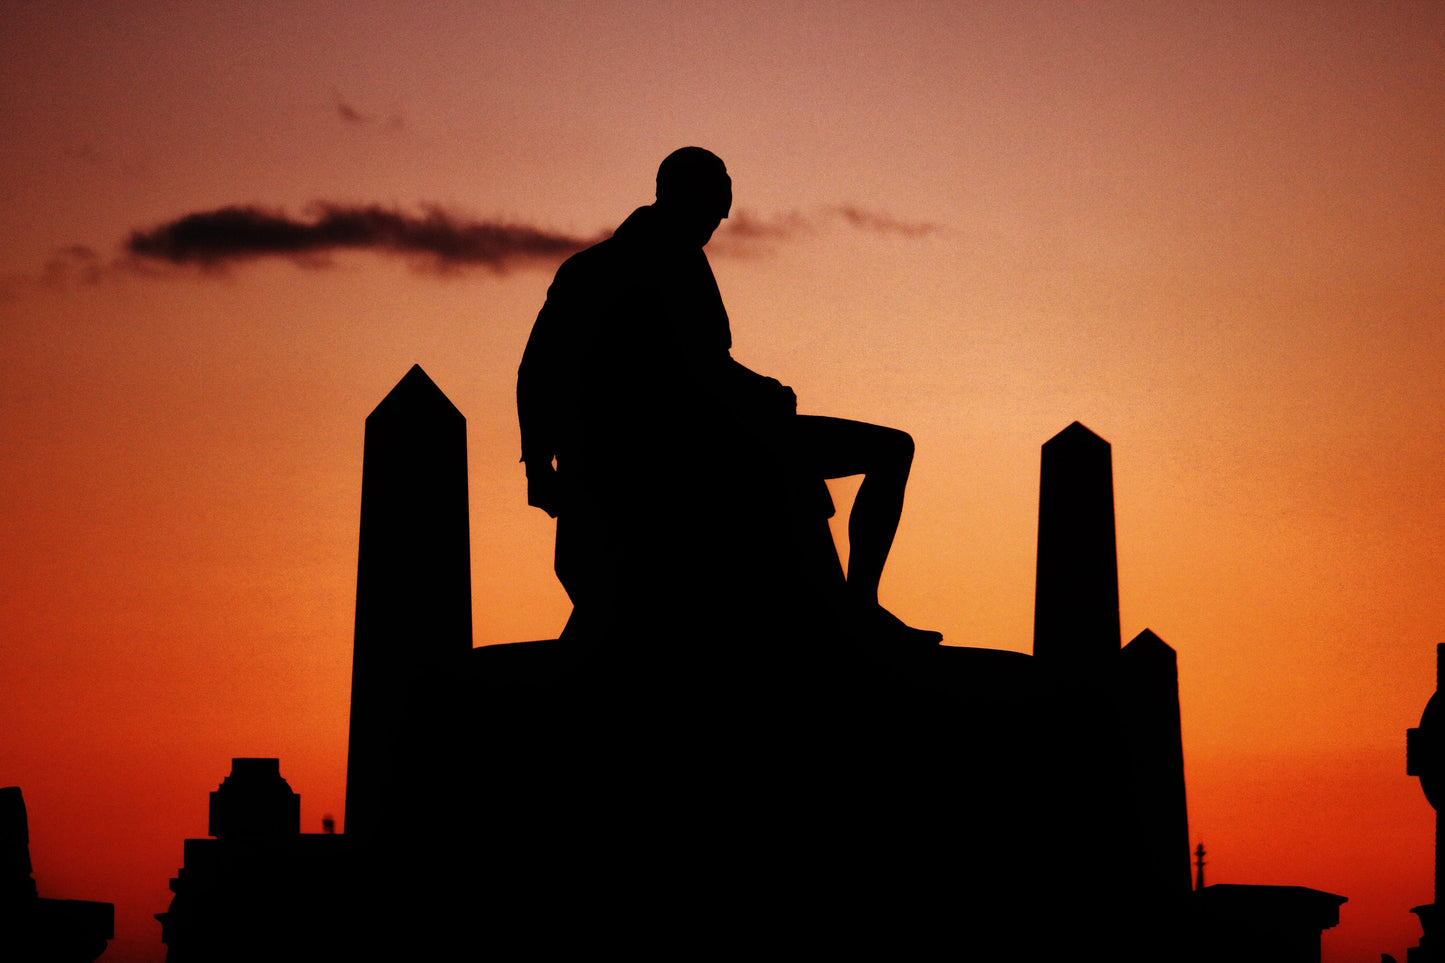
[517,147,940,649]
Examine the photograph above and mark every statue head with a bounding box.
[655,147,732,246]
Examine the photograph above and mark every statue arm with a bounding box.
[517,263,584,517]
[719,355,797,416]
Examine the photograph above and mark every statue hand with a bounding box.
[774,380,797,415]
[526,461,562,518]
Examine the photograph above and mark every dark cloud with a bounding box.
[120,201,938,276]
[125,204,602,273]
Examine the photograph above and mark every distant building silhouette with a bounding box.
[1407,643,1445,962]
[1,786,113,962]
[156,759,353,962]
[1191,884,1348,963]
[154,368,1352,961]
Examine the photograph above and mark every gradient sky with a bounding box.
[3,3,1443,960]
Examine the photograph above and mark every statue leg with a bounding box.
[794,415,941,645]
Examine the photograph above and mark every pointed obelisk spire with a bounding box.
[1119,629,1192,899]
[1032,421,1121,667]
[345,365,472,839]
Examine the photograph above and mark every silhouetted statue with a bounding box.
[517,146,939,647]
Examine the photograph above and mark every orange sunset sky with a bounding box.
[3,2,1444,960]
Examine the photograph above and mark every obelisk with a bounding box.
[345,365,472,839]
[1118,629,1192,901]
[1032,421,1121,667]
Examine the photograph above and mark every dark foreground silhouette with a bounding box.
[1,787,112,963]
[147,365,1354,962]
[365,408,1192,960]
[141,157,1361,961]
[518,147,940,651]
[1408,645,1445,962]
[147,152,1358,962]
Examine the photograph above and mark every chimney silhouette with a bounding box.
[1032,421,1121,667]
[345,365,472,839]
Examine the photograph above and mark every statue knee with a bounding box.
[886,427,915,468]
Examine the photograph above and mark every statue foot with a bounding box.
[855,603,943,647]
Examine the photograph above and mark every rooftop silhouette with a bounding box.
[156,759,351,962]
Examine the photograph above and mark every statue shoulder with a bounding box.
[552,234,623,286]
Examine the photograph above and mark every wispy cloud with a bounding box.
[710,205,939,255]
[720,209,810,241]
[828,205,937,238]
[0,245,110,301]
[43,245,105,285]
[335,99,368,124]
[125,204,603,274]
[332,91,405,131]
